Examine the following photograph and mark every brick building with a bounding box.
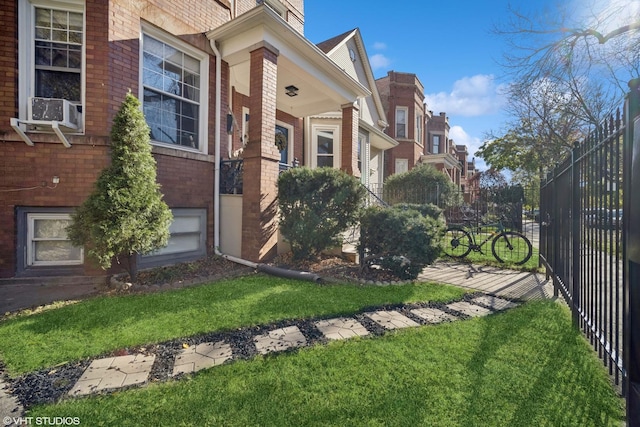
[1,0,394,282]
[375,70,479,201]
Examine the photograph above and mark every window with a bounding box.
[34,7,83,101]
[433,135,440,154]
[16,208,84,275]
[317,129,334,167]
[140,209,206,268]
[18,0,85,120]
[141,27,208,153]
[27,213,82,266]
[358,130,370,185]
[395,158,409,174]
[416,114,422,144]
[313,127,337,168]
[395,107,407,138]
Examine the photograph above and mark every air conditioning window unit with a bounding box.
[28,97,80,130]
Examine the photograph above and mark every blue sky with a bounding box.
[303,0,562,172]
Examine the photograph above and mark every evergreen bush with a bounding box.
[277,167,365,261]
[67,92,173,282]
[358,205,445,280]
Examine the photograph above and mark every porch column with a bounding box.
[341,102,360,177]
[241,42,280,262]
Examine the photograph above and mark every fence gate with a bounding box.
[540,79,640,425]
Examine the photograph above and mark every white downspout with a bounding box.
[210,39,257,269]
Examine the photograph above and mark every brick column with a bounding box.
[241,43,280,262]
[341,102,360,177]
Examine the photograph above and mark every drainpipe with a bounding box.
[207,39,321,283]
[209,39,256,269]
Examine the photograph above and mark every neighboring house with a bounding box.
[314,29,398,189]
[375,71,427,177]
[375,70,478,202]
[0,0,396,281]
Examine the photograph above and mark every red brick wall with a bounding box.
[0,0,231,278]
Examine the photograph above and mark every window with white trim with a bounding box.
[433,135,441,154]
[313,127,337,168]
[141,27,208,153]
[395,158,409,174]
[18,0,85,120]
[27,213,83,266]
[395,107,407,138]
[140,208,206,268]
[416,114,422,144]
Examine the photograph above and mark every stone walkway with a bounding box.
[0,261,547,420]
[45,294,517,400]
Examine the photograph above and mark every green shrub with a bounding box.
[383,164,462,207]
[278,167,365,261]
[67,92,172,282]
[358,206,445,280]
[393,203,444,222]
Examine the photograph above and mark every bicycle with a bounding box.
[443,218,533,265]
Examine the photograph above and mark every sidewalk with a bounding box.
[418,259,552,301]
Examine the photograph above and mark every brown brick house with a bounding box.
[1,0,395,282]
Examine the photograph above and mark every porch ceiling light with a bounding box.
[285,85,299,97]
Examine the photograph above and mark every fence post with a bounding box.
[571,145,580,328]
[625,77,640,427]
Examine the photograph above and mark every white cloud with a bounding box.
[373,42,387,50]
[424,74,507,117]
[369,53,391,70]
[449,125,488,171]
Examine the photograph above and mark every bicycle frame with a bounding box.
[454,221,507,253]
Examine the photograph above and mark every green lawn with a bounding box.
[0,273,465,375]
[29,301,625,426]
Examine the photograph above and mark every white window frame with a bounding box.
[140,208,207,268]
[140,24,209,154]
[395,106,408,139]
[26,213,83,267]
[17,0,86,130]
[433,134,441,154]
[358,130,370,185]
[416,114,422,144]
[311,125,339,168]
[395,158,409,175]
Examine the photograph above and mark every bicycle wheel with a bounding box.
[491,231,532,265]
[443,227,472,258]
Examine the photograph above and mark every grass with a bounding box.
[0,273,465,375]
[28,301,625,426]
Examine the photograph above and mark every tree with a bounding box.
[481,0,639,176]
[277,167,365,261]
[67,92,173,282]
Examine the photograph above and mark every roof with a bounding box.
[316,29,357,54]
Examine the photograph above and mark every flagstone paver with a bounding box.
[472,295,519,311]
[315,317,370,340]
[69,353,155,396]
[172,341,233,376]
[254,325,307,354]
[410,307,457,323]
[366,310,420,329]
[446,301,493,317]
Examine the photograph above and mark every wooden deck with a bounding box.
[419,260,553,301]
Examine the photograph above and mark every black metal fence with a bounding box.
[370,182,531,232]
[540,80,640,425]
